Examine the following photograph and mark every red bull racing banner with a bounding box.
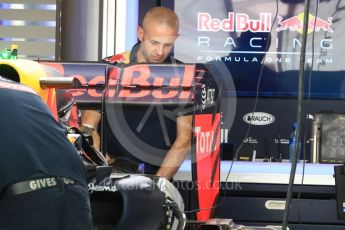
[174,0,345,99]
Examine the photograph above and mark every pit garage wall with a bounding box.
[57,0,142,62]
[56,0,101,61]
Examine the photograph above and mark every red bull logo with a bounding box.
[276,16,302,32]
[277,13,333,34]
[198,12,272,32]
[308,17,333,33]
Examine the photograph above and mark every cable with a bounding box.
[224,0,279,187]
[296,4,345,225]
[195,5,281,222]
[296,0,319,226]
[282,0,312,229]
[100,65,108,155]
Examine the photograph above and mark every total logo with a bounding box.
[277,12,333,34]
[243,112,275,126]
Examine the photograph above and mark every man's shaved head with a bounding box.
[137,7,179,63]
[142,7,179,31]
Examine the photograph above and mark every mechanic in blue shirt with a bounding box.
[0,76,92,229]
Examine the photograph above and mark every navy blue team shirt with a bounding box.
[0,76,86,192]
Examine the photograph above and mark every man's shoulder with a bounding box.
[102,52,130,64]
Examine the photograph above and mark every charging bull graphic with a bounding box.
[277,13,333,33]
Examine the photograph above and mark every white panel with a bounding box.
[113,0,139,55]
[124,0,138,51]
[102,0,116,57]
[115,0,126,54]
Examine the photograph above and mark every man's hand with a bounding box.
[155,115,193,180]
[81,110,101,150]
